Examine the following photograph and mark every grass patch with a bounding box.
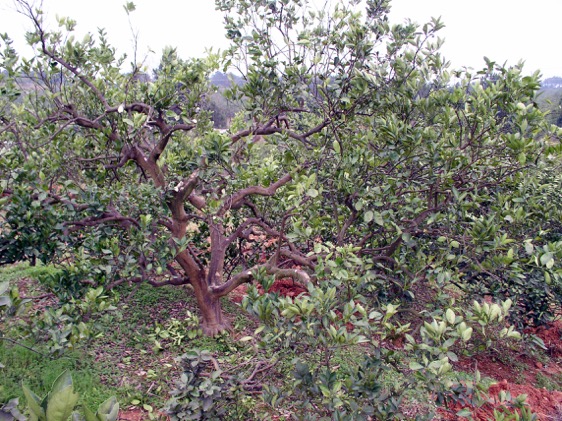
[536,372,562,391]
[0,262,60,283]
[0,340,117,410]
[116,282,197,323]
[79,282,258,409]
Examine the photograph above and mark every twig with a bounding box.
[241,360,277,385]
[20,292,55,300]
[0,336,52,359]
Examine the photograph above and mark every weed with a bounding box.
[535,372,562,391]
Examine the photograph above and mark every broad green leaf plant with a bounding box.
[23,371,118,421]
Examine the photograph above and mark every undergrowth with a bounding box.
[1,262,561,419]
[0,341,116,410]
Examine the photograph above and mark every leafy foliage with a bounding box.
[240,276,522,419]
[0,398,26,421]
[1,0,561,337]
[1,0,562,416]
[22,370,118,421]
[35,288,117,355]
[164,350,242,420]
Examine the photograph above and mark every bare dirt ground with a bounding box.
[441,320,562,420]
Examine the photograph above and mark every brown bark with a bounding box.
[180,263,230,336]
[196,292,230,336]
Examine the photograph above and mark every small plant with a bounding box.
[82,397,120,421]
[23,370,119,421]
[0,281,30,319]
[148,311,202,352]
[244,282,415,419]
[405,299,521,412]
[0,398,26,420]
[164,350,233,420]
[535,372,562,391]
[492,391,538,421]
[468,299,522,350]
[22,287,118,355]
[38,265,96,302]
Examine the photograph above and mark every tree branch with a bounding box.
[211,260,310,297]
[63,209,140,233]
[148,123,196,164]
[17,0,111,109]
[218,173,292,216]
[169,171,199,222]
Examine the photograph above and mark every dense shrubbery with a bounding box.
[1,0,562,418]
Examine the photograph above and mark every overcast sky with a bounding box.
[0,0,560,78]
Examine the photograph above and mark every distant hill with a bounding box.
[538,77,562,127]
[541,77,562,89]
[210,72,245,89]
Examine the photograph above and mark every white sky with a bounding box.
[0,0,560,78]
[390,0,562,79]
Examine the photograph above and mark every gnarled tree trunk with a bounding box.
[196,292,229,336]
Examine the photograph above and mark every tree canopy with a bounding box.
[1,0,562,337]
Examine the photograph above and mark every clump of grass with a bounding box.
[536,372,562,391]
[0,341,116,409]
[0,261,60,283]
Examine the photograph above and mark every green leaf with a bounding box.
[238,336,253,342]
[445,309,455,324]
[96,396,119,421]
[83,405,97,421]
[461,327,473,342]
[456,408,472,417]
[50,371,73,395]
[306,188,319,198]
[540,252,553,268]
[0,281,9,295]
[23,385,45,420]
[332,140,341,155]
[46,385,79,421]
[409,362,424,370]
[363,210,374,223]
[123,2,136,14]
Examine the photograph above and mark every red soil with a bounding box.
[118,409,148,421]
[442,320,562,420]
[439,380,562,420]
[265,278,307,297]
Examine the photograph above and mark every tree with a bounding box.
[1,0,560,336]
